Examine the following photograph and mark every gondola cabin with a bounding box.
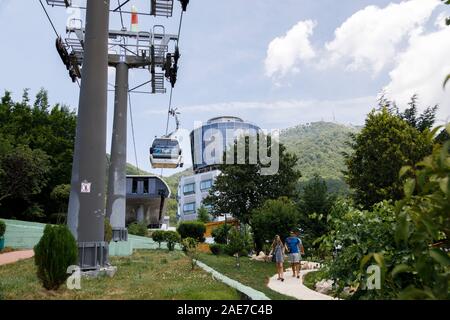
[150,137,183,169]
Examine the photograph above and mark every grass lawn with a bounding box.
[198,253,294,300]
[0,250,241,300]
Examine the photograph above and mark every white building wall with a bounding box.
[177,170,220,221]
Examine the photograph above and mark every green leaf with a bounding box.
[404,178,415,198]
[360,253,373,269]
[398,286,436,300]
[392,264,412,278]
[438,177,448,194]
[429,248,450,267]
[373,253,385,268]
[395,212,409,243]
[399,166,412,178]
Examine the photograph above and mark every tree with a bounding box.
[251,197,300,248]
[397,95,437,132]
[50,184,70,224]
[34,224,78,290]
[226,226,253,268]
[382,128,450,299]
[0,145,50,204]
[204,134,301,225]
[297,174,336,242]
[344,107,432,209]
[0,89,76,221]
[152,230,166,248]
[197,205,210,223]
[177,221,206,242]
[164,231,181,251]
[181,237,199,270]
[211,223,232,244]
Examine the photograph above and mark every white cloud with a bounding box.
[146,96,377,129]
[324,0,440,74]
[384,25,450,124]
[264,20,316,79]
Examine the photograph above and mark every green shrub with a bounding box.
[164,231,181,251]
[0,220,5,237]
[34,224,78,290]
[225,226,253,257]
[104,218,113,243]
[177,221,206,242]
[152,230,165,248]
[197,206,211,223]
[211,223,232,244]
[209,243,225,255]
[182,237,199,270]
[128,222,148,237]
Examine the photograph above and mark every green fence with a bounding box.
[0,219,163,256]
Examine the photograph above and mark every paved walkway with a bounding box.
[267,268,338,300]
[0,250,34,266]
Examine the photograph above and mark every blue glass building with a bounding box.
[190,116,261,173]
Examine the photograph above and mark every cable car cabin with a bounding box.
[150,138,183,169]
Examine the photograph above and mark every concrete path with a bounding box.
[0,250,34,266]
[267,268,338,300]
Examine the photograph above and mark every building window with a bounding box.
[200,179,213,191]
[204,204,213,213]
[183,202,195,214]
[143,179,149,194]
[132,179,138,194]
[183,183,195,195]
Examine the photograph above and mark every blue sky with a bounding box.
[0,0,449,175]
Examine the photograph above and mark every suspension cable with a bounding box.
[177,11,184,47]
[38,0,59,37]
[165,87,174,136]
[163,8,185,137]
[117,0,125,30]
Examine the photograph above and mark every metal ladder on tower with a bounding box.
[151,0,174,17]
[46,0,71,7]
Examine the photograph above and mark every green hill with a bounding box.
[164,168,194,197]
[164,122,360,196]
[280,121,360,181]
[106,154,150,176]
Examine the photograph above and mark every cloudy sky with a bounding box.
[0,0,449,175]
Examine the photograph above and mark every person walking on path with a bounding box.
[269,235,285,282]
[285,231,304,279]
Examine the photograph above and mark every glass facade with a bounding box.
[190,117,261,173]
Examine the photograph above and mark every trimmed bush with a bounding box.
[177,221,206,242]
[164,231,181,251]
[0,220,5,237]
[209,243,226,255]
[211,223,232,244]
[127,222,148,237]
[34,224,78,290]
[152,230,165,248]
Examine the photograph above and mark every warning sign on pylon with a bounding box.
[81,181,91,193]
